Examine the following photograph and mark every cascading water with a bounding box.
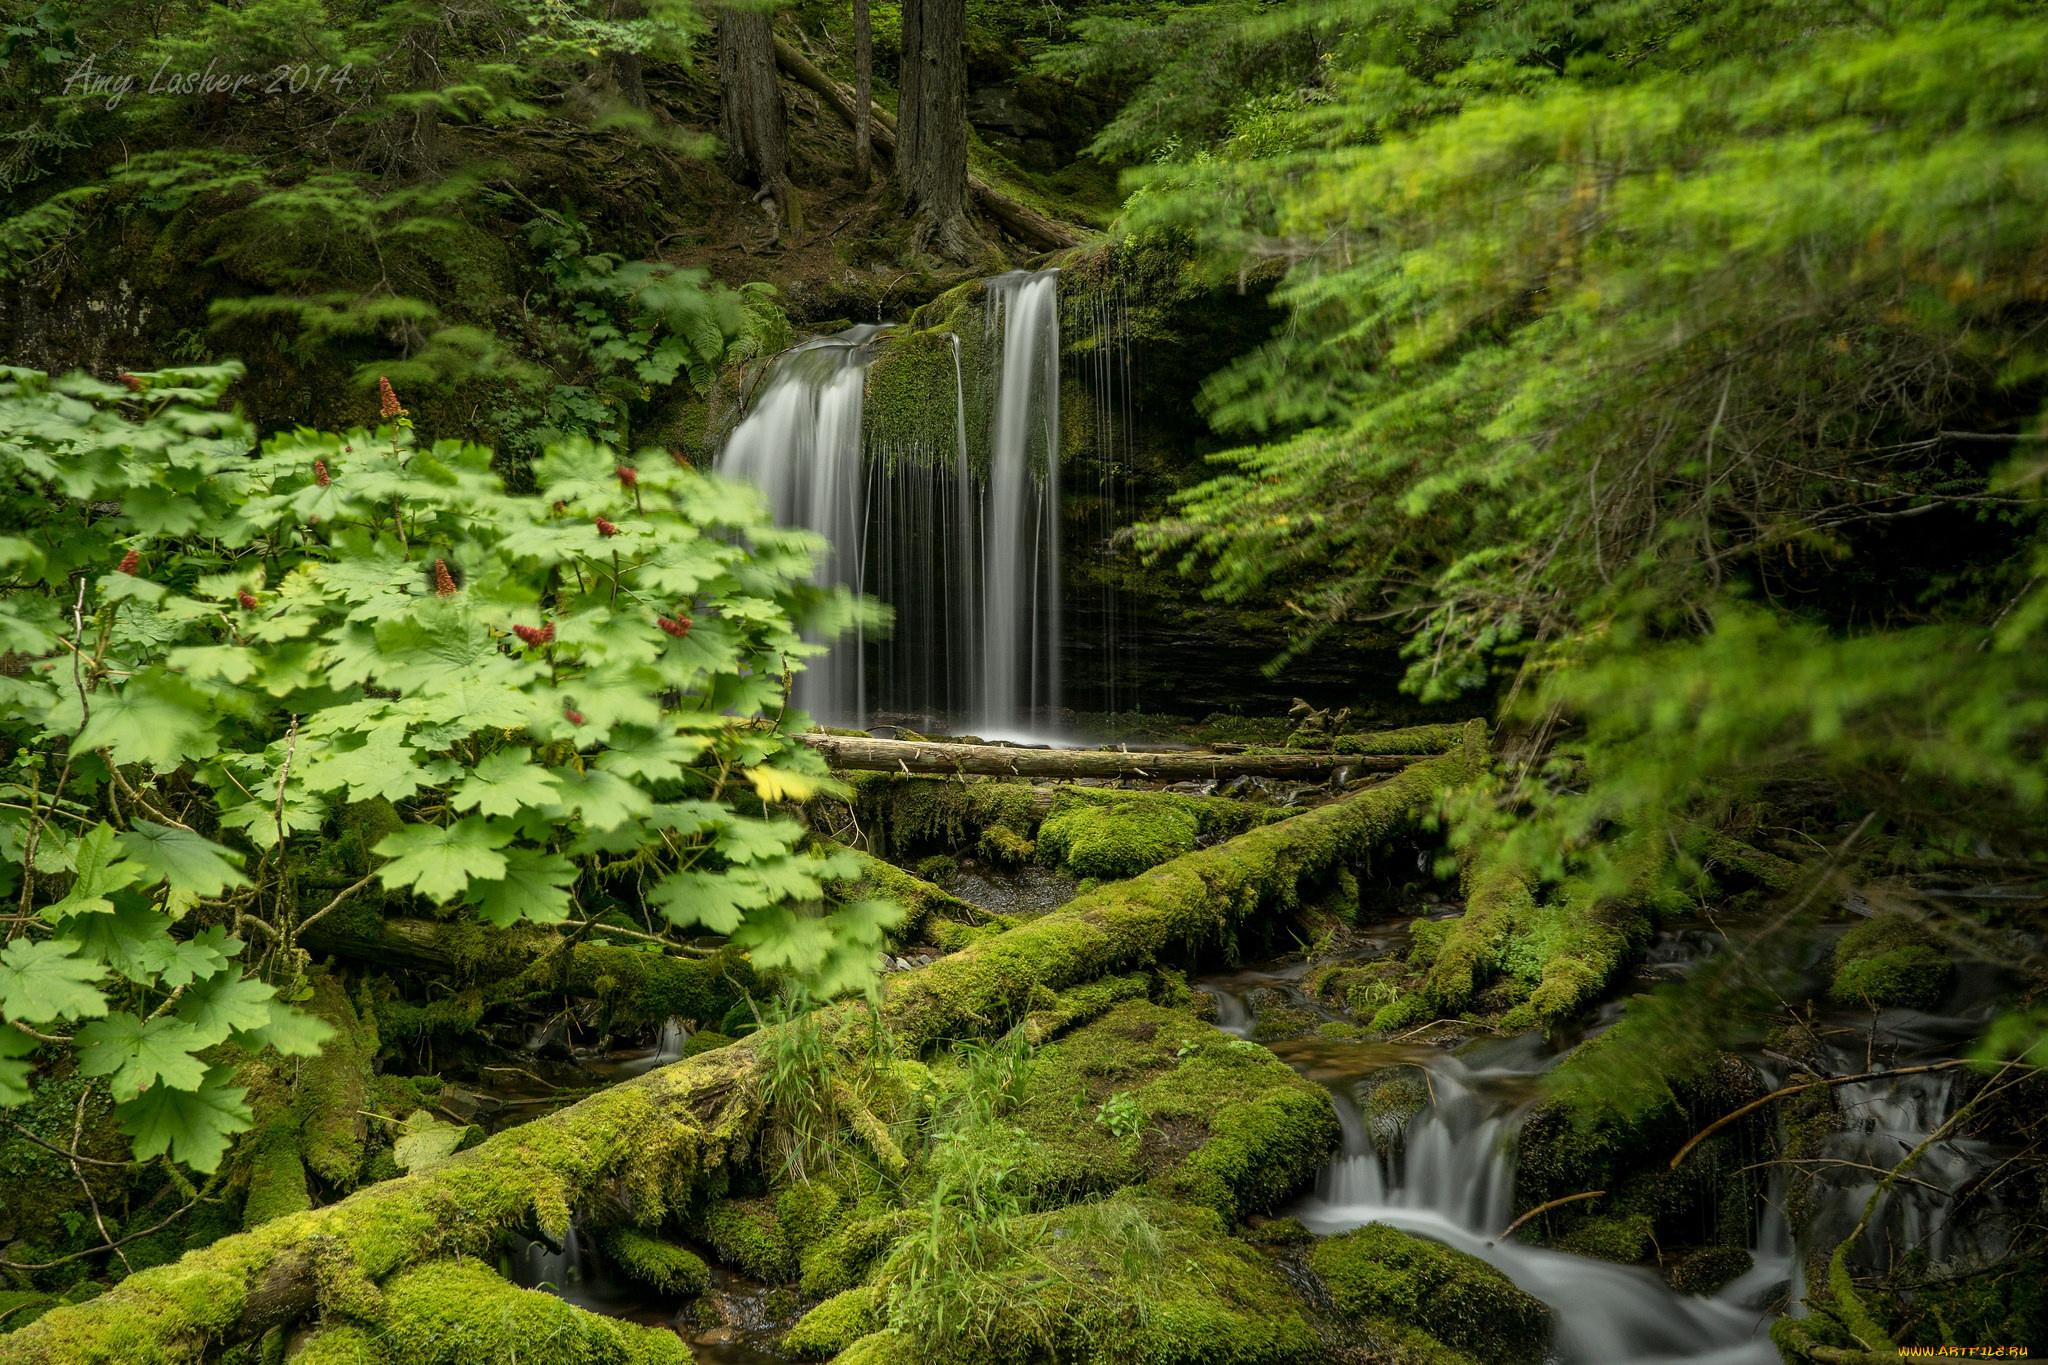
[715,272,1063,735]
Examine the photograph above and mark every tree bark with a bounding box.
[2,733,1486,1363]
[798,733,1431,781]
[896,0,977,259]
[717,5,802,241]
[852,0,873,188]
[770,37,1087,251]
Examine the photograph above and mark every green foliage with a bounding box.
[0,363,896,1172]
[1309,1223,1550,1365]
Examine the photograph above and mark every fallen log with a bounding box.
[799,733,1428,781]
[2,724,1487,1363]
[770,37,1086,252]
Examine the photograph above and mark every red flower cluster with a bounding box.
[595,517,621,537]
[378,376,407,419]
[314,459,332,487]
[564,704,586,727]
[551,500,567,515]
[657,615,692,638]
[238,590,260,610]
[616,464,638,487]
[433,559,458,597]
[118,373,145,392]
[513,622,556,647]
[116,550,141,575]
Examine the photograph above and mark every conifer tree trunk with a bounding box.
[897,0,978,259]
[853,0,874,188]
[601,0,649,108]
[717,5,802,241]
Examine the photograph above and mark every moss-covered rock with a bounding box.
[977,1001,1338,1220]
[1555,1213,1653,1264]
[701,1195,799,1282]
[800,1210,927,1297]
[1309,1224,1549,1365]
[1666,1246,1753,1296]
[1038,799,1201,881]
[783,1285,881,1358]
[376,1259,688,1364]
[242,1122,312,1230]
[837,1329,919,1365]
[1360,1070,1429,1152]
[1829,913,1953,1009]
[599,1226,709,1296]
[877,1196,1317,1365]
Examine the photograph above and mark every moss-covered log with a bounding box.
[801,732,1429,780]
[2,726,1486,1364]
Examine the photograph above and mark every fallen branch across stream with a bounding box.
[2,725,1488,1363]
[798,733,1427,781]
[1669,1060,1976,1170]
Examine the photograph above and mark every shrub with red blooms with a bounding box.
[314,460,331,487]
[616,464,638,487]
[513,622,555,647]
[116,550,141,575]
[595,517,620,537]
[118,373,145,392]
[563,704,586,726]
[237,590,259,610]
[378,376,407,419]
[658,615,691,638]
[433,559,458,597]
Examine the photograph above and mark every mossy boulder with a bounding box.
[976,1001,1339,1219]
[1039,799,1201,880]
[1830,913,1953,1009]
[784,1285,881,1358]
[1248,1006,1317,1043]
[701,1195,800,1282]
[377,1259,689,1363]
[1667,1246,1754,1296]
[1555,1212,1653,1263]
[600,1226,710,1295]
[876,1196,1318,1365]
[1309,1224,1550,1365]
[1360,1070,1429,1152]
[801,1210,927,1297]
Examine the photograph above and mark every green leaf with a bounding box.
[375,818,514,903]
[39,821,139,922]
[0,938,106,1024]
[0,1025,39,1107]
[175,968,277,1047]
[64,668,221,769]
[115,1065,253,1171]
[464,847,577,928]
[450,747,562,818]
[300,726,428,804]
[115,821,250,899]
[647,869,765,934]
[595,728,709,784]
[231,998,335,1058]
[391,1108,468,1172]
[547,767,652,833]
[713,816,803,866]
[77,1012,209,1101]
[59,894,182,984]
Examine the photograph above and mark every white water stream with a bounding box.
[714,271,1063,734]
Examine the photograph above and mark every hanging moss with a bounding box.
[598,1226,709,1296]
[1309,1224,1550,1365]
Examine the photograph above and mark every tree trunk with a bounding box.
[771,37,1087,251]
[717,5,802,241]
[897,0,977,259]
[798,733,1435,781]
[853,0,873,187]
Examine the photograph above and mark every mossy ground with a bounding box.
[1309,1223,1550,1365]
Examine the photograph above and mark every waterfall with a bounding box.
[714,327,886,726]
[715,272,1063,735]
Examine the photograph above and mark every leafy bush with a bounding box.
[0,362,896,1171]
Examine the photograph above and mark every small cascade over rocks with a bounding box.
[715,270,1062,735]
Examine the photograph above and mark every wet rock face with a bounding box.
[1308,1223,1552,1365]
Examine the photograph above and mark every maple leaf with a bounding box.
[231,998,335,1058]
[450,748,563,818]
[465,847,577,928]
[175,967,277,1047]
[39,822,140,923]
[62,668,221,769]
[116,821,250,899]
[375,818,514,903]
[0,939,107,1024]
[546,767,653,833]
[77,1012,210,1101]
[115,1065,252,1172]
[647,869,768,934]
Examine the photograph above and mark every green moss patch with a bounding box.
[977,1000,1338,1220]
[783,1285,880,1358]
[376,1259,688,1364]
[1830,913,1953,1009]
[1309,1224,1549,1365]
[599,1226,709,1296]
